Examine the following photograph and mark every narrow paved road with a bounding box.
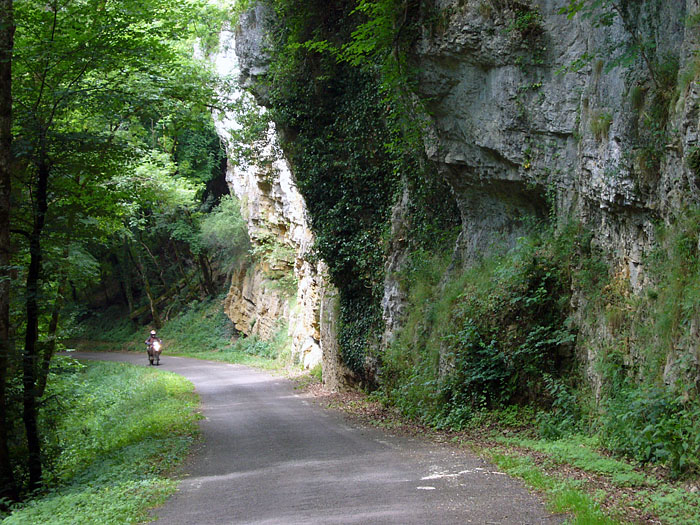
[71,352,564,524]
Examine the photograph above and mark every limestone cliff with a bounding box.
[231,0,700,389]
[409,0,699,387]
[212,26,325,371]
[413,0,697,270]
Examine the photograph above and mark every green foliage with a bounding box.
[230,0,255,27]
[337,294,383,376]
[3,359,198,524]
[678,49,700,96]
[559,0,617,27]
[267,33,400,375]
[536,375,587,439]
[632,53,679,176]
[590,110,613,141]
[310,363,322,382]
[156,296,237,353]
[383,223,587,429]
[157,298,292,365]
[599,386,700,477]
[70,306,141,345]
[199,195,251,276]
[251,232,295,270]
[645,485,700,525]
[263,0,456,378]
[243,322,291,361]
[225,91,271,172]
[629,84,646,110]
[177,329,291,369]
[641,209,700,380]
[583,208,700,477]
[247,230,298,297]
[507,3,544,39]
[687,145,700,178]
[174,115,228,191]
[7,0,232,455]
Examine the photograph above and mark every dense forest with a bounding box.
[0,0,249,504]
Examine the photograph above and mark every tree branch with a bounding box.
[10,228,30,238]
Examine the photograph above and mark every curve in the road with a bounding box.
[71,352,564,525]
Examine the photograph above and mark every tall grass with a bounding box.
[157,297,237,353]
[2,358,199,524]
[591,209,700,477]
[491,433,700,524]
[485,450,619,524]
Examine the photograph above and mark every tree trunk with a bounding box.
[99,267,110,305]
[36,276,66,399]
[23,158,49,491]
[170,240,189,284]
[130,245,162,329]
[0,0,17,503]
[139,239,167,288]
[183,209,216,297]
[198,252,215,297]
[113,251,135,316]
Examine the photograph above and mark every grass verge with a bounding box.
[486,434,700,525]
[2,358,200,524]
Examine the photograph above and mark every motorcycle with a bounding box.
[146,340,162,366]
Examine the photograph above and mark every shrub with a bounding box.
[600,386,700,477]
[383,223,583,428]
[199,195,251,276]
[590,110,613,141]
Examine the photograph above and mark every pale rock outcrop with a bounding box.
[230,7,355,386]
[212,25,323,369]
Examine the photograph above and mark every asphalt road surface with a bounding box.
[71,352,564,524]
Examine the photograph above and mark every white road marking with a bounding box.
[421,468,505,480]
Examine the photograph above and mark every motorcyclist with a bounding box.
[145,329,163,365]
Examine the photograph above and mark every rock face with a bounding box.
[409,0,699,387]
[212,25,326,371]
[413,0,696,264]
[216,6,358,387]
[230,0,700,388]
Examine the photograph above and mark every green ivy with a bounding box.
[264,14,397,374]
[261,0,440,378]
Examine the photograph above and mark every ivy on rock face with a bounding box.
[260,0,459,380]
[269,53,400,377]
